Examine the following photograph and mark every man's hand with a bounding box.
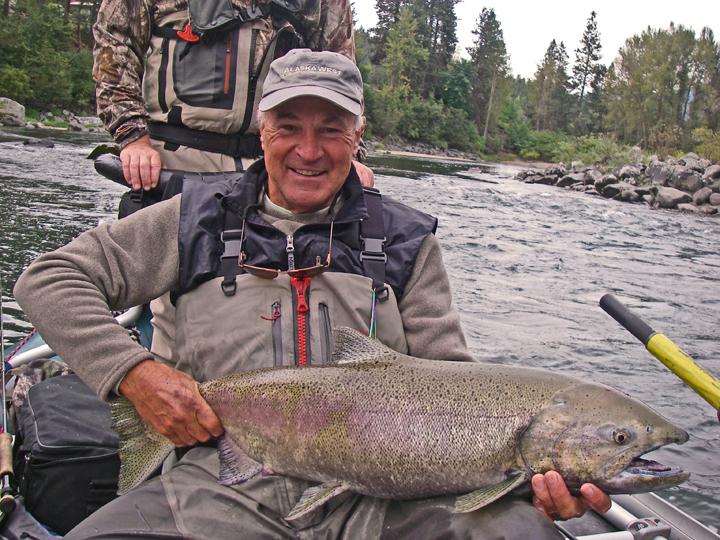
[120,134,164,191]
[354,160,374,188]
[531,471,612,522]
[118,360,224,447]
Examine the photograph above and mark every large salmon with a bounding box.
[111,327,689,520]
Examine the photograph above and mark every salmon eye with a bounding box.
[613,428,630,444]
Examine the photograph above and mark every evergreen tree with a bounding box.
[527,40,571,132]
[468,8,510,138]
[381,6,429,96]
[570,11,605,135]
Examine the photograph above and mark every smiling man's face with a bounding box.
[259,96,363,214]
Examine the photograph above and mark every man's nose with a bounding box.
[295,132,323,162]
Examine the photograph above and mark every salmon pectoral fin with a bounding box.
[217,434,263,486]
[285,480,350,521]
[453,471,530,513]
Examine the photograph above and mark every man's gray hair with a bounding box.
[256,110,364,133]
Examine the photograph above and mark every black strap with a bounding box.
[152,5,270,41]
[148,121,263,159]
[360,187,388,300]
[220,210,244,296]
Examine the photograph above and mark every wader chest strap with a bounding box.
[360,187,388,300]
[220,210,244,296]
[148,122,263,159]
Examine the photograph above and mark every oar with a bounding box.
[600,293,720,423]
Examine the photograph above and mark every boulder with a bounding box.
[0,97,26,125]
[677,153,711,172]
[584,169,603,185]
[702,164,720,182]
[629,146,643,165]
[68,118,87,132]
[535,175,559,185]
[677,203,700,213]
[602,182,636,199]
[594,174,618,192]
[614,189,642,203]
[613,164,642,181]
[544,164,566,176]
[710,193,720,206]
[656,187,692,209]
[692,187,713,206]
[646,160,673,185]
[699,205,718,215]
[23,139,55,148]
[557,172,585,187]
[667,167,703,193]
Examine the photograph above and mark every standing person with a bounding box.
[17,50,610,539]
[93,0,374,366]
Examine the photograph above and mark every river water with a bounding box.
[2,128,720,532]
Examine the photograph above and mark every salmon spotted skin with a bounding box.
[112,327,689,520]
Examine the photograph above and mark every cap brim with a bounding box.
[258,86,362,116]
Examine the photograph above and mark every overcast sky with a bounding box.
[352,1,719,79]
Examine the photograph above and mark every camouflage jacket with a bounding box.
[93,0,355,143]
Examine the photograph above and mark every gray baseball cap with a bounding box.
[258,49,363,115]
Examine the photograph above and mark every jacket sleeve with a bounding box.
[13,197,182,400]
[399,235,478,363]
[92,0,152,139]
[307,0,355,59]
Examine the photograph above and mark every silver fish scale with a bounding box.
[201,352,578,500]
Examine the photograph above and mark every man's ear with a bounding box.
[259,123,266,151]
[353,117,366,153]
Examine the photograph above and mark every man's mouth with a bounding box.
[292,168,323,177]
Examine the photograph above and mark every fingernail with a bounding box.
[546,473,558,487]
[583,485,595,498]
[532,476,546,490]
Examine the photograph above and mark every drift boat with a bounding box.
[2,306,719,540]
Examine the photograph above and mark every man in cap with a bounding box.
[15,49,609,539]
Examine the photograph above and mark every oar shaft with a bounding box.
[600,294,720,417]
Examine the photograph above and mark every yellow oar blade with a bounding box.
[600,294,720,421]
[646,334,720,411]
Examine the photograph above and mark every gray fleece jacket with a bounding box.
[14,193,475,400]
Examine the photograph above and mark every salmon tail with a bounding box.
[110,397,175,495]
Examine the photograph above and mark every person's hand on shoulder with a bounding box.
[531,471,612,522]
[120,134,164,191]
[118,360,224,447]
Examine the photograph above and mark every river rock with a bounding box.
[613,165,642,182]
[23,139,55,148]
[646,160,673,185]
[699,205,718,215]
[0,97,26,126]
[557,172,585,187]
[544,164,566,176]
[602,182,636,199]
[702,165,720,182]
[595,174,618,192]
[692,187,713,206]
[710,193,720,206]
[677,153,710,172]
[667,167,703,193]
[677,203,700,213]
[584,169,603,185]
[68,118,87,132]
[656,187,692,209]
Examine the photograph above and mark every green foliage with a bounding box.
[0,65,32,103]
[43,120,70,128]
[0,0,96,112]
[691,128,720,162]
[498,96,532,153]
[527,40,571,132]
[551,133,632,167]
[524,131,572,162]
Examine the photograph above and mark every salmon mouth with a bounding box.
[623,456,686,478]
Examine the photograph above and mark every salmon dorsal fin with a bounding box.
[330,327,399,364]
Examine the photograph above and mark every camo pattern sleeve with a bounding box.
[311,0,355,60]
[92,0,153,139]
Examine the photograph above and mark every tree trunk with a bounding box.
[483,70,497,139]
[3,0,10,18]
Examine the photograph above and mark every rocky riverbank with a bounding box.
[516,153,720,215]
[1,97,102,132]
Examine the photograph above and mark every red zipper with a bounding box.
[224,40,232,94]
[290,277,310,365]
